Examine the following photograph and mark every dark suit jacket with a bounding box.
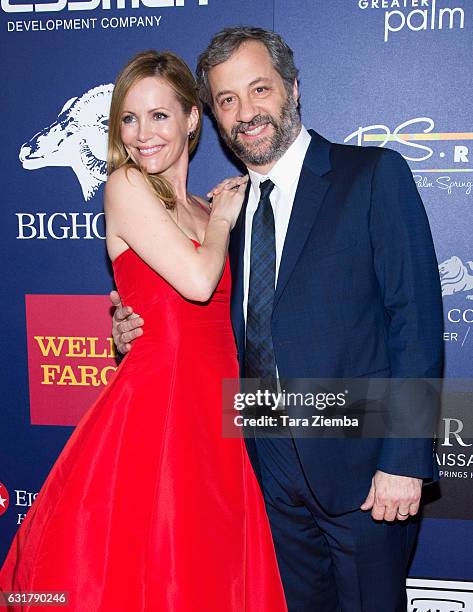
[229,130,444,515]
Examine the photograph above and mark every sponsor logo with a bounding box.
[407,579,473,611]
[345,117,472,180]
[20,84,112,201]
[2,0,208,14]
[15,212,105,239]
[25,295,118,426]
[345,117,473,199]
[437,255,473,347]
[357,0,465,43]
[439,256,473,301]
[14,488,38,524]
[15,86,114,239]
[0,486,40,524]
[7,14,164,32]
[411,598,465,611]
[437,416,473,479]
[0,482,10,516]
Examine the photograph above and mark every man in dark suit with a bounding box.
[112,27,443,611]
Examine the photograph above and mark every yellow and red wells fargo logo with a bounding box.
[25,295,118,426]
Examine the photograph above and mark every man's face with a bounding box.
[208,40,300,172]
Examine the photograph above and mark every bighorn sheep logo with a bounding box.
[439,256,473,300]
[19,84,113,202]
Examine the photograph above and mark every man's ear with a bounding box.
[292,79,299,103]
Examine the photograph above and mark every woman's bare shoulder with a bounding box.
[105,167,162,218]
[106,166,146,194]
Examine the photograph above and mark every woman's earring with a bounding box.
[188,130,196,140]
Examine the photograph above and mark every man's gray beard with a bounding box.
[218,95,301,168]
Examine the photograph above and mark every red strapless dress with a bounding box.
[0,242,286,611]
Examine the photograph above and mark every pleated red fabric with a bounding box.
[0,241,286,611]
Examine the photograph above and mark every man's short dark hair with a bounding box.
[196,26,299,108]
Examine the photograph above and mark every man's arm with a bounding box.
[361,148,444,521]
[109,174,248,355]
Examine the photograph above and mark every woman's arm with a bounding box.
[105,167,246,302]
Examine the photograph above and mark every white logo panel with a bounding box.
[19,83,113,201]
[407,579,473,612]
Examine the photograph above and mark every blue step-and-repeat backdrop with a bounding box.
[1,0,472,607]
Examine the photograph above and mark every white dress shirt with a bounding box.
[243,125,311,321]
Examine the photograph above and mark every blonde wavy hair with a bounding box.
[107,50,202,209]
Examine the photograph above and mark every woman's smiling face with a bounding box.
[120,76,197,177]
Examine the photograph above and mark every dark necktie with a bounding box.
[245,179,277,379]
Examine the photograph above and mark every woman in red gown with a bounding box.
[0,50,286,611]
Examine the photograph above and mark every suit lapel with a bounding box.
[229,131,333,350]
[274,130,332,309]
[229,180,251,359]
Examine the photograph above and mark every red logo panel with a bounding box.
[0,482,9,516]
[25,295,118,426]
